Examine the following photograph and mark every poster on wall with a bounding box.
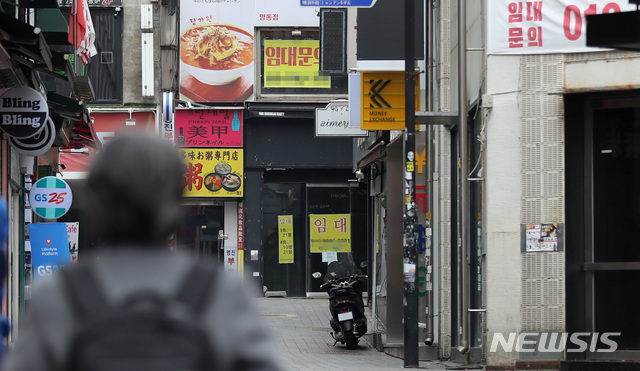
[181,148,243,197]
[522,223,563,252]
[487,0,636,54]
[278,215,294,264]
[263,39,330,89]
[309,214,351,253]
[28,223,71,283]
[179,0,255,103]
[175,109,243,147]
[66,222,79,264]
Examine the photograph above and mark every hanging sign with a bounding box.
[9,117,56,156]
[0,86,48,139]
[360,71,420,131]
[315,101,367,137]
[29,177,73,219]
[28,223,71,283]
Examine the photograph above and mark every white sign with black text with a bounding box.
[315,102,367,137]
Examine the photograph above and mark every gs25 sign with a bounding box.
[29,176,73,219]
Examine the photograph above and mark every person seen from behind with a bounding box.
[1,133,283,371]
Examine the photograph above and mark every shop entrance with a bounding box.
[566,92,640,360]
[176,205,225,263]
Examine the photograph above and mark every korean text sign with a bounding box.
[309,214,351,253]
[487,0,636,54]
[175,109,243,148]
[263,39,330,88]
[181,148,243,197]
[278,215,294,264]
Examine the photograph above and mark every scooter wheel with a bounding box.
[344,330,358,350]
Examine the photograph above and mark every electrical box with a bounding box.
[141,5,153,30]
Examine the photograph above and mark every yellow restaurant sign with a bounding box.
[181,148,243,197]
[360,71,420,131]
[263,39,331,89]
[309,214,351,253]
[278,215,294,264]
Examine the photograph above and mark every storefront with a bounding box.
[243,104,364,297]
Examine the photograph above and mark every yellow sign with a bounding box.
[278,215,294,264]
[310,214,351,253]
[263,40,331,88]
[181,148,243,197]
[360,71,420,130]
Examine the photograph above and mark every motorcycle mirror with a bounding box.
[360,261,369,268]
[311,272,322,279]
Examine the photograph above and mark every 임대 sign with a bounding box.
[29,177,73,220]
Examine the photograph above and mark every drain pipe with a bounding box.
[456,0,470,355]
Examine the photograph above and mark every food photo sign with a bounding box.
[175,109,243,147]
[181,148,243,197]
[179,0,255,103]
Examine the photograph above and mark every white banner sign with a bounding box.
[487,0,636,54]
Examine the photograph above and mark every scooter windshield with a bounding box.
[324,253,361,282]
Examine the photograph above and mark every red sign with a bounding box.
[175,109,243,148]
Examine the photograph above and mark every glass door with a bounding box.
[586,102,640,359]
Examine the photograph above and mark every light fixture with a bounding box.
[125,109,136,126]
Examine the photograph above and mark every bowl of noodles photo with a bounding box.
[180,24,254,86]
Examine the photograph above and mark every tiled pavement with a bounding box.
[254,297,466,371]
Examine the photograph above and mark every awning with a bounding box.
[47,92,97,149]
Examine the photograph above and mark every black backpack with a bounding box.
[59,262,217,371]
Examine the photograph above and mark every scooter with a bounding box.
[313,259,368,350]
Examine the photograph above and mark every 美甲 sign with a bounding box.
[309,214,351,253]
[0,86,49,139]
[263,39,330,88]
[29,177,73,219]
[181,148,243,197]
[175,109,243,147]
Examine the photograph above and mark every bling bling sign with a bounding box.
[0,86,49,139]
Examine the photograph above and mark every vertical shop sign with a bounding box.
[278,215,294,264]
[175,109,243,147]
[28,223,71,283]
[309,214,351,253]
[181,148,243,197]
[66,222,79,264]
[179,0,255,103]
[263,39,330,88]
[237,202,245,275]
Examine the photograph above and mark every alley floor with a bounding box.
[254,297,466,371]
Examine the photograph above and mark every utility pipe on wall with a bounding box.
[456,0,470,355]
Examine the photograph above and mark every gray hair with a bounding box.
[83,133,183,247]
